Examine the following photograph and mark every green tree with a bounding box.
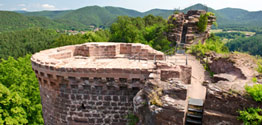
[110,15,171,51]
[110,16,146,43]
[0,55,43,125]
[0,28,59,59]
[189,34,229,57]
[226,34,262,56]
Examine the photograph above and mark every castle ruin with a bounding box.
[31,42,191,124]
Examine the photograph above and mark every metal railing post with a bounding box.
[138,53,140,62]
[154,54,156,63]
[186,54,188,65]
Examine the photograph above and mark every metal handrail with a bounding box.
[165,43,188,65]
[128,43,188,65]
[128,52,142,62]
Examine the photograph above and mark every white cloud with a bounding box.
[21,8,27,11]
[18,4,26,7]
[41,4,56,10]
[0,4,3,6]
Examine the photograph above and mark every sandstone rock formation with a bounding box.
[133,71,188,125]
[201,52,262,124]
[203,82,261,125]
[167,10,216,45]
[207,52,259,80]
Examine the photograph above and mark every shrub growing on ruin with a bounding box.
[252,77,258,83]
[174,10,179,14]
[257,62,262,74]
[245,84,262,102]
[197,12,216,32]
[189,34,229,57]
[238,107,262,124]
[206,12,215,16]
[197,13,208,33]
[126,113,139,125]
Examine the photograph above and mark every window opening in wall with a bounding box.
[47,74,53,78]
[119,78,127,83]
[81,103,86,110]
[106,77,115,82]
[132,78,140,82]
[94,77,102,82]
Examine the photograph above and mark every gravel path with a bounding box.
[187,55,207,100]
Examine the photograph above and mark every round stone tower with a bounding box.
[31,42,167,124]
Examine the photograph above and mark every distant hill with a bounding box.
[23,4,218,27]
[14,10,28,13]
[23,10,72,19]
[0,11,91,32]
[217,8,262,27]
[2,4,262,31]
[51,6,144,27]
[0,11,60,32]
[143,4,219,19]
[143,9,173,19]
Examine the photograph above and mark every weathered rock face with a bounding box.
[203,82,261,125]
[132,60,191,125]
[207,52,258,80]
[167,10,216,45]
[202,52,262,125]
[133,79,188,125]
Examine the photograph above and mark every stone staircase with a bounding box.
[185,98,204,125]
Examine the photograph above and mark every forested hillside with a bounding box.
[23,10,72,19]
[0,28,59,59]
[217,8,262,31]
[0,15,170,59]
[0,14,173,58]
[0,11,62,32]
[226,34,262,56]
[0,11,90,32]
[16,4,262,31]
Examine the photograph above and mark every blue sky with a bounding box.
[0,0,261,12]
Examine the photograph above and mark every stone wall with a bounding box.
[32,58,149,125]
[72,42,164,60]
[37,74,140,125]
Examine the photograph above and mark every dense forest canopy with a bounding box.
[0,55,43,124]
[0,28,59,59]
[110,15,171,51]
[226,34,262,56]
[214,32,246,40]
[0,14,171,61]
